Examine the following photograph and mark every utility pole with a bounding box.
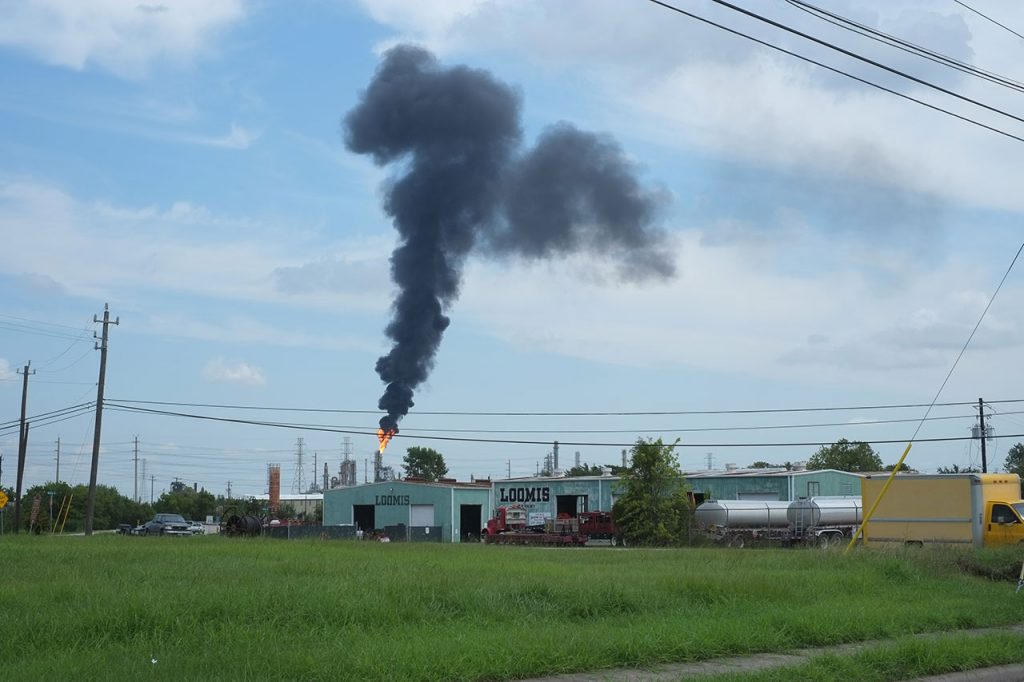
[54,437,60,483]
[133,435,139,503]
[85,304,118,536]
[15,362,34,534]
[978,398,989,474]
[226,481,232,499]
[150,475,155,504]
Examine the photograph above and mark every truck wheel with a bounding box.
[817,534,831,549]
[728,535,745,549]
[610,536,618,547]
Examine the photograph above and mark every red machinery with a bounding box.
[484,506,623,546]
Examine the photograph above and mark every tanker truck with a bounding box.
[859,473,1024,548]
[694,497,862,548]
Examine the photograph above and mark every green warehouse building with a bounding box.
[686,468,862,502]
[322,468,862,543]
[322,479,491,543]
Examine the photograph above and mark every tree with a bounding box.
[155,487,217,522]
[1003,443,1024,478]
[612,438,691,546]
[884,462,915,472]
[17,482,151,533]
[750,461,784,469]
[566,463,604,477]
[806,439,883,472]
[402,447,448,481]
[937,462,983,473]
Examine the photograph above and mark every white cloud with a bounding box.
[0,0,246,78]
[183,123,260,150]
[456,229,1023,392]
[0,359,14,381]
[201,357,266,387]
[356,1,1024,213]
[0,180,388,313]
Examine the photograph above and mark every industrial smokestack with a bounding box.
[345,45,674,434]
[267,463,281,518]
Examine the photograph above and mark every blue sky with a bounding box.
[1,0,1022,499]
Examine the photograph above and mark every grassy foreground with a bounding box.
[2,536,1023,681]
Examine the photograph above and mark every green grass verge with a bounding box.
[1,537,1022,680]
[701,632,1024,681]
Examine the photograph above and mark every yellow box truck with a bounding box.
[860,473,1024,548]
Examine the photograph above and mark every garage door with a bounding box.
[410,504,434,526]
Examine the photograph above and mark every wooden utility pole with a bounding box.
[55,437,60,483]
[14,362,34,534]
[84,304,118,536]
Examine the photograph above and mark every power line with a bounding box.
[905,240,1023,444]
[97,409,1003,436]
[786,0,1024,92]
[0,402,94,430]
[702,0,1024,125]
[0,313,94,332]
[954,0,1024,42]
[104,397,1024,418]
[104,402,1024,449]
[644,0,1024,144]
[0,406,94,435]
[0,322,91,343]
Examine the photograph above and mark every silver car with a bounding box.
[139,513,191,536]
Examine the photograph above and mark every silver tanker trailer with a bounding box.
[695,496,862,547]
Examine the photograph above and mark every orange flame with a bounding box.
[377,427,396,453]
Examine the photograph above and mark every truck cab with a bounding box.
[985,500,1024,545]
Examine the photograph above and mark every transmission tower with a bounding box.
[291,438,305,494]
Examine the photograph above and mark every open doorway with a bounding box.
[556,494,588,517]
[460,504,482,542]
[353,504,375,532]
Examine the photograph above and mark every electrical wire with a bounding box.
[93,406,1002,436]
[104,397,1024,417]
[643,0,1024,144]
[702,0,1024,125]
[39,346,96,375]
[954,0,1024,42]
[0,402,94,430]
[0,405,94,435]
[0,313,92,332]
[905,240,1023,444]
[786,0,1024,92]
[104,402,1024,449]
[0,320,93,343]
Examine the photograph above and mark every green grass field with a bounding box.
[2,536,1023,681]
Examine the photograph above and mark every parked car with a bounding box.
[139,513,191,536]
[187,520,205,535]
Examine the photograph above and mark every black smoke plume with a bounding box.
[345,45,674,434]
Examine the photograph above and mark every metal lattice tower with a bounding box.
[291,438,305,494]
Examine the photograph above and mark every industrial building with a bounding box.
[322,479,490,542]
[686,468,863,502]
[320,468,863,543]
[489,474,621,523]
[253,492,323,519]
